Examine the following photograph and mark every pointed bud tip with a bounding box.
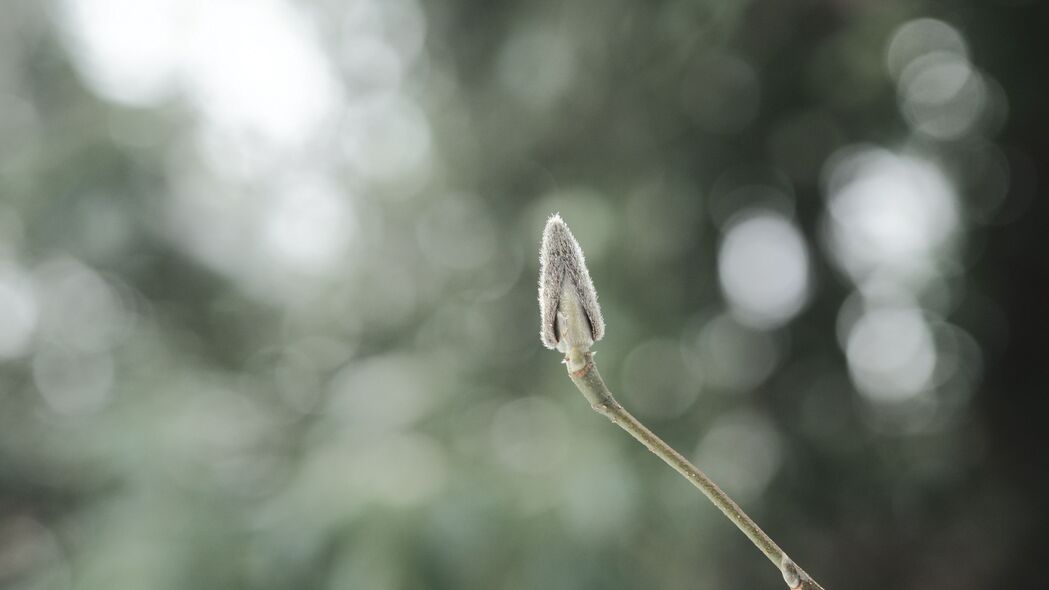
[537,213,605,351]
[541,213,567,242]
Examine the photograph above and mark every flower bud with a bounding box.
[538,214,605,353]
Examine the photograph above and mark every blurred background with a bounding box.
[1,0,1047,588]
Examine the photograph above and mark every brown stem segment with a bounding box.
[566,351,824,590]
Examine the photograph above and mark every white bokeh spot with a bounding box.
[718,211,811,329]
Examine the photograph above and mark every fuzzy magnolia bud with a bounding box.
[538,214,605,354]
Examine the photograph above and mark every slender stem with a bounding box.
[566,351,824,590]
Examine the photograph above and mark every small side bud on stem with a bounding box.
[537,214,825,590]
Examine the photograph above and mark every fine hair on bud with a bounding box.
[538,213,605,352]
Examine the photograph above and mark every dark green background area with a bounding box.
[1,1,1047,589]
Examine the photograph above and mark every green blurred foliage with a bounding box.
[1,0,1046,589]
